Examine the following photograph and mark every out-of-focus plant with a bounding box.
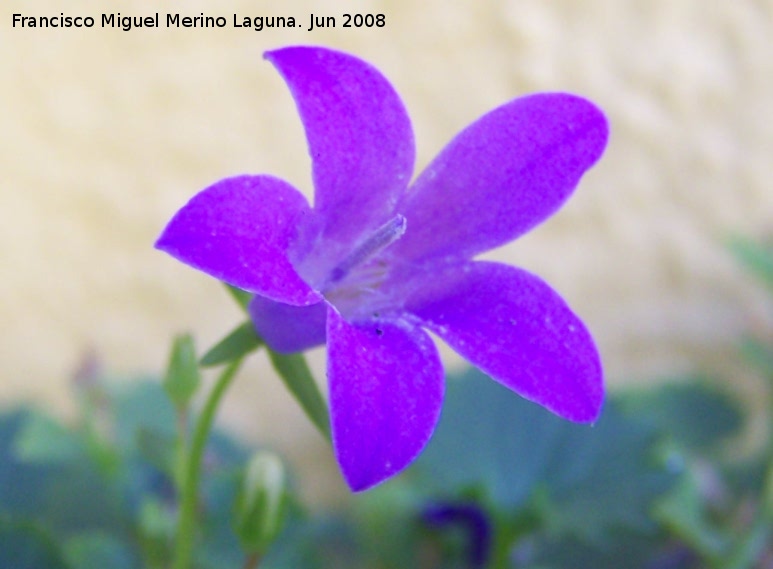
[0,359,745,569]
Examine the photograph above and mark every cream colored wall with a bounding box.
[2,0,771,503]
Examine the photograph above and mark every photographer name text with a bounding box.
[11,12,386,32]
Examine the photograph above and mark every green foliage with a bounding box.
[200,321,262,367]
[654,473,730,562]
[728,235,773,291]
[617,378,744,453]
[113,380,177,447]
[0,518,69,569]
[63,532,136,569]
[268,349,330,440]
[13,412,85,463]
[521,532,677,569]
[740,337,773,383]
[0,412,54,518]
[0,377,254,569]
[0,360,764,569]
[224,283,253,312]
[400,369,680,568]
[218,281,331,441]
[415,368,678,539]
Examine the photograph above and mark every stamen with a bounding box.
[329,215,406,283]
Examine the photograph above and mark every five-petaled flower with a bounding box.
[156,46,609,491]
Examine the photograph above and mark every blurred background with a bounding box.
[2,0,771,504]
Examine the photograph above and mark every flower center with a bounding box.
[322,214,407,317]
[328,214,406,284]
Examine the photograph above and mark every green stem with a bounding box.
[172,358,243,569]
[172,407,188,491]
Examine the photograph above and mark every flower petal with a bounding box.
[327,307,444,491]
[265,46,415,245]
[391,93,608,264]
[249,295,327,353]
[403,261,603,422]
[156,175,321,305]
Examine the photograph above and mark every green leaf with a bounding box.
[268,350,330,440]
[200,321,262,367]
[728,235,773,291]
[193,462,267,569]
[740,336,773,381]
[137,497,176,568]
[225,283,253,312]
[524,532,667,569]
[352,479,426,568]
[113,381,177,448]
[163,334,201,408]
[260,512,359,569]
[617,379,744,453]
[136,427,177,477]
[1,412,125,533]
[138,496,177,542]
[654,473,730,561]
[413,368,677,541]
[13,412,84,463]
[724,510,773,569]
[63,532,136,569]
[0,518,69,569]
[0,412,54,516]
[31,459,128,536]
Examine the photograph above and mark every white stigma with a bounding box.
[329,214,406,283]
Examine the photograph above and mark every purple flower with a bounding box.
[156,46,608,491]
[422,502,492,567]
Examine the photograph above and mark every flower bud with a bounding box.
[163,333,201,408]
[234,451,287,553]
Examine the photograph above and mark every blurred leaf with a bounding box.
[137,497,175,568]
[0,412,54,517]
[196,468,251,569]
[200,321,262,368]
[723,509,773,569]
[353,480,426,568]
[414,372,561,507]
[113,381,177,449]
[225,283,253,312]
[136,427,177,477]
[728,235,773,291]
[261,514,355,569]
[13,411,84,464]
[617,379,744,453]
[654,474,730,561]
[0,518,69,569]
[521,532,686,569]
[163,334,201,408]
[535,407,675,540]
[1,410,127,534]
[138,496,176,542]
[740,336,773,380]
[35,459,129,536]
[268,350,330,440]
[414,368,677,541]
[63,532,136,569]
